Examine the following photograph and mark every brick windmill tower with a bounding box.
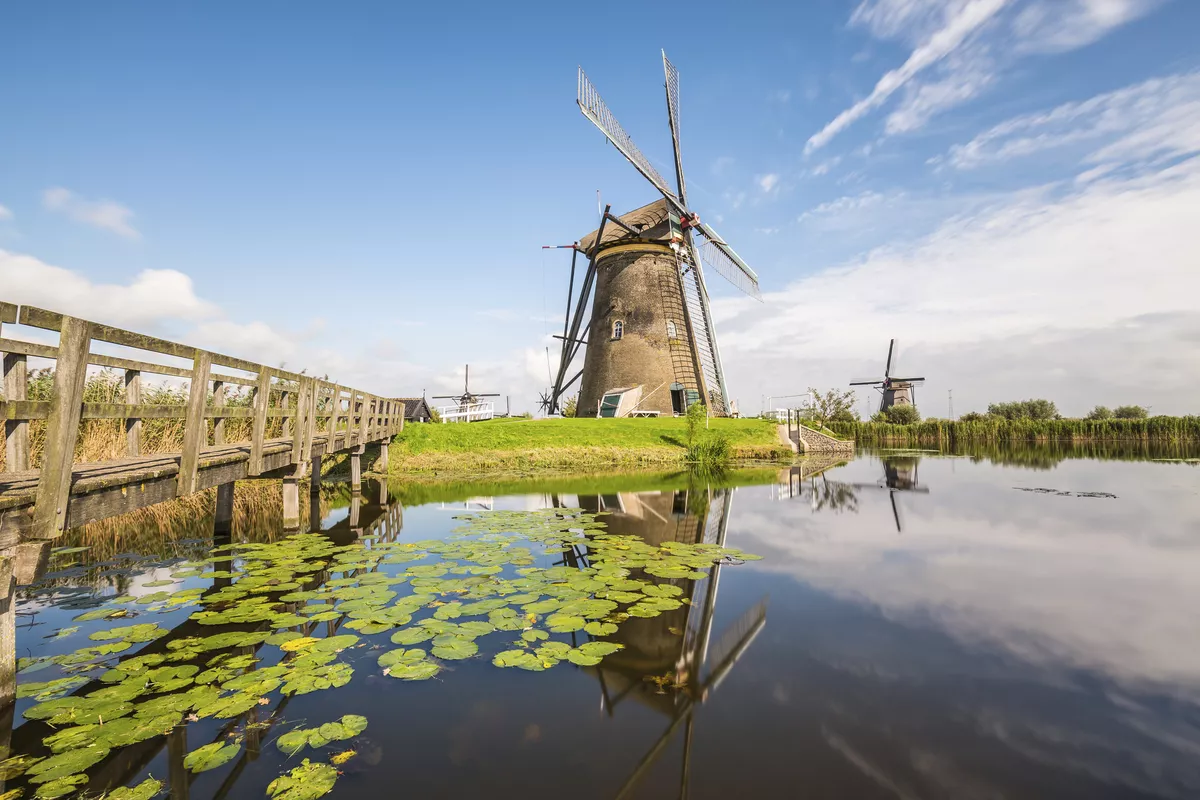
[546,53,762,418]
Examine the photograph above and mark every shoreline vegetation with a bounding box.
[829,416,1200,445]
[384,416,793,479]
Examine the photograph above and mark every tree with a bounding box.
[958,411,986,422]
[803,388,858,426]
[561,394,578,418]
[986,399,1059,420]
[1086,406,1112,420]
[1113,404,1148,419]
[883,404,920,424]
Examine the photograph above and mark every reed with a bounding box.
[828,416,1200,445]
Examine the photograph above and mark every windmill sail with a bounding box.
[679,243,729,414]
[695,224,762,300]
[577,68,679,205]
[662,52,687,202]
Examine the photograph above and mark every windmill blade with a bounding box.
[577,67,681,208]
[694,221,762,300]
[890,491,904,534]
[885,339,896,378]
[849,378,886,386]
[891,377,925,384]
[703,597,768,694]
[662,51,687,203]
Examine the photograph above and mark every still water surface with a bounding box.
[9,446,1200,799]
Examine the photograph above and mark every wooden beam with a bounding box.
[212,380,226,445]
[125,369,141,457]
[249,371,270,476]
[3,353,29,471]
[31,316,91,537]
[177,350,212,496]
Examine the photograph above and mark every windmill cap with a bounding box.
[578,198,674,252]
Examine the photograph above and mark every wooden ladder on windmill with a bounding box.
[656,270,700,408]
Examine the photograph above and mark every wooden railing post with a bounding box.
[327,386,341,448]
[177,350,212,495]
[124,368,141,457]
[280,390,292,438]
[212,379,226,445]
[3,353,29,471]
[249,370,270,476]
[32,316,91,537]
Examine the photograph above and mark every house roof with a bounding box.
[397,397,432,419]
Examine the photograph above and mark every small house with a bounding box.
[399,397,433,423]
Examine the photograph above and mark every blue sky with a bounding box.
[2,0,1198,415]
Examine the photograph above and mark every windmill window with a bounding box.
[612,320,624,340]
[666,320,678,339]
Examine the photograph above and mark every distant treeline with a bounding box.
[828,415,1200,444]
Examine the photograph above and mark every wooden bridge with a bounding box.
[0,300,404,545]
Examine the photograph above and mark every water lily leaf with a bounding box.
[280,637,319,653]
[33,775,87,799]
[267,759,338,800]
[267,631,304,646]
[379,649,439,680]
[584,621,617,636]
[17,676,88,701]
[27,746,110,783]
[276,729,310,757]
[535,642,571,660]
[184,740,241,773]
[453,620,495,638]
[207,691,261,719]
[390,627,435,645]
[641,584,683,598]
[105,777,164,800]
[330,750,356,765]
[521,629,548,643]
[545,613,585,633]
[577,641,624,658]
[73,607,127,622]
[566,650,602,666]
[311,634,358,652]
[431,636,478,660]
[0,754,43,780]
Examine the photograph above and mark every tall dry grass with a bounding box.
[0,368,321,471]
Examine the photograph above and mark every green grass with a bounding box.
[387,416,790,477]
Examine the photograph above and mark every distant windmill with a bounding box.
[850,339,925,414]
[432,365,499,411]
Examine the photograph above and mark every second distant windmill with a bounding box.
[850,339,925,415]
[432,365,500,423]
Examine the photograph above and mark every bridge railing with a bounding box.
[0,301,403,537]
[438,402,494,423]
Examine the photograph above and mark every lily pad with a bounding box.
[184,740,241,773]
[267,759,338,800]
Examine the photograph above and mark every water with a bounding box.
[6,446,1200,799]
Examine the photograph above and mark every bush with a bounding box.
[561,395,578,418]
[882,404,920,425]
[987,399,1058,420]
[1086,406,1112,420]
[958,411,987,422]
[1114,405,1148,419]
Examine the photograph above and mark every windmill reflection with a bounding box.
[777,455,930,533]
[554,486,768,799]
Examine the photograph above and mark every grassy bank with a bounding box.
[830,416,1200,445]
[386,417,791,477]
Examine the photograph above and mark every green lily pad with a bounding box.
[267,759,338,800]
[105,777,164,799]
[430,636,478,660]
[184,740,241,773]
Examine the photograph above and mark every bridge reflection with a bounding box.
[776,453,931,532]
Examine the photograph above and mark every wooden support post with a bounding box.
[378,440,389,472]
[32,316,91,538]
[214,481,235,537]
[124,368,141,457]
[177,350,212,496]
[378,476,388,506]
[167,724,188,800]
[349,491,361,531]
[289,378,310,467]
[14,540,50,586]
[356,394,369,447]
[249,370,270,476]
[212,379,226,445]
[280,390,292,438]
[0,554,14,709]
[308,489,322,533]
[310,454,322,493]
[350,450,362,495]
[282,477,300,530]
[3,353,29,471]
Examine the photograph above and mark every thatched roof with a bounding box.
[398,397,432,421]
[577,198,673,253]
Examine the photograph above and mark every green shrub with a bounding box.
[987,399,1058,420]
[883,404,920,425]
[1114,405,1148,419]
[1086,406,1113,420]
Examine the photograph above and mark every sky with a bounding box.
[1,0,1197,417]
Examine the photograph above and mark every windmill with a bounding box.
[546,52,763,418]
[431,365,499,411]
[850,339,925,414]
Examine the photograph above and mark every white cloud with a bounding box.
[0,205,12,221]
[810,156,843,176]
[807,0,1009,152]
[797,190,890,222]
[42,187,140,239]
[716,155,1200,417]
[0,249,217,328]
[812,0,1164,149]
[948,71,1200,170]
[1013,0,1164,53]
[757,173,781,193]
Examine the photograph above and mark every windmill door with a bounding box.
[671,383,686,415]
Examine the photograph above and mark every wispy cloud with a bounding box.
[806,0,1009,153]
[797,190,890,222]
[946,71,1200,170]
[0,205,12,221]
[757,173,781,193]
[809,0,1163,151]
[42,187,140,239]
[810,156,843,176]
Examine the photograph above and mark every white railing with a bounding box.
[438,401,494,423]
